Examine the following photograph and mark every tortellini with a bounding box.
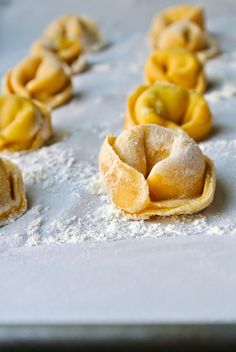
[99,125,215,218]
[125,82,212,141]
[144,47,206,93]
[149,4,205,39]
[44,14,105,53]
[2,53,73,108]
[0,95,52,151]
[31,14,105,75]
[149,5,219,61]
[0,156,27,225]
[31,36,86,75]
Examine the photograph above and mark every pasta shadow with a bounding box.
[207,78,221,92]
[202,178,229,216]
[208,124,227,139]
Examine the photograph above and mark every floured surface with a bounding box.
[0,0,236,323]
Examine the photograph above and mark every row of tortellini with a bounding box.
[99,4,220,219]
[3,14,105,110]
[0,14,104,225]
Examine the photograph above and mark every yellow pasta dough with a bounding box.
[125,82,212,141]
[31,37,86,75]
[99,125,215,219]
[44,14,105,53]
[155,20,205,51]
[144,47,206,93]
[0,156,27,226]
[150,4,205,40]
[151,20,220,61]
[2,54,73,108]
[0,95,52,151]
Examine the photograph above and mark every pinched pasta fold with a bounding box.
[0,156,27,225]
[2,54,73,108]
[150,4,205,39]
[125,82,212,141]
[99,125,215,219]
[144,47,206,93]
[0,95,52,151]
[44,14,105,53]
[31,36,86,75]
[149,5,219,60]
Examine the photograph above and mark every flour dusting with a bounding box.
[0,129,235,250]
[0,22,236,252]
[205,82,236,103]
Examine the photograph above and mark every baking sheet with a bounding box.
[0,0,236,323]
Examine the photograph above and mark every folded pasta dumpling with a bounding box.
[125,82,212,141]
[149,4,205,40]
[44,14,105,53]
[0,156,27,226]
[31,37,86,75]
[2,54,73,108]
[150,19,219,61]
[99,125,215,219]
[144,47,206,93]
[0,95,52,151]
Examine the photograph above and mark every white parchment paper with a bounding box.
[0,0,236,323]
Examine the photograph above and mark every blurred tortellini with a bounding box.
[0,156,27,225]
[45,14,105,52]
[99,125,215,218]
[144,47,206,93]
[31,14,105,75]
[125,82,212,141]
[2,53,73,108]
[150,4,205,38]
[0,95,52,151]
[31,36,86,75]
[149,4,219,61]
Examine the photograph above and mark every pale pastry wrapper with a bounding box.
[44,14,106,54]
[2,53,73,109]
[0,95,53,152]
[99,132,216,220]
[197,33,221,63]
[0,157,27,226]
[124,83,212,142]
[31,38,87,76]
[144,47,206,94]
[149,4,205,35]
[149,18,220,62]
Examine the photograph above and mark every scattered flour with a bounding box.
[200,139,236,159]
[88,173,107,195]
[35,135,236,245]
[2,141,96,194]
[25,206,44,246]
[205,82,236,103]
[92,63,111,73]
[38,174,236,246]
[0,129,235,250]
